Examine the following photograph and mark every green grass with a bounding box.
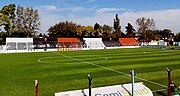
[0,48,180,96]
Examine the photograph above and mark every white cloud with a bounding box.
[58,0,96,3]
[42,5,58,11]
[119,9,180,33]
[39,14,61,33]
[97,8,132,13]
[58,6,84,12]
[39,5,84,12]
[71,13,114,26]
[39,8,180,34]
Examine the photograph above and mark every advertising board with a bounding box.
[55,82,153,96]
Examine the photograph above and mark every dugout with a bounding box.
[57,38,81,51]
[33,38,57,49]
[6,38,33,50]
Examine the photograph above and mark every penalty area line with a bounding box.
[52,52,167,88]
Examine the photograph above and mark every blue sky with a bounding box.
[1,0,180,34]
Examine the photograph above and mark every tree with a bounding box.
[0,32,8,45]
[174,32,180,42]
[102,24,113,38]
[94,23,101,37]
[85,26,94,37]
[139,30,161,42]
[159,29,173,41]
[0,4,16,36]
[16,5,40,37]
[48,21,79,38]
[38,33,43,37]
[77,26,94,38]
[136,17,155,34]
[125,23,135,38]
[113,14,121,38]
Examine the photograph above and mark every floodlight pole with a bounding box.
[35,80,38,96]
[130,70,135,96]
[88,74,92,96]
[166,67,172,96]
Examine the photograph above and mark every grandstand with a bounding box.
[1,37,142,53]
[57,38,81,51]
[33,38,57,49]
[102,38,121,47]
[83,38,105,49]
[119,38,139,46]
[6,38,34,50]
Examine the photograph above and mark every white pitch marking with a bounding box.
[38,55,107,64]
[152,88,166,93]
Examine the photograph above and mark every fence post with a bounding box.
[130,70,135,96]
[88,74,92,96]
[35,80,38,96]
[166,67,172,96]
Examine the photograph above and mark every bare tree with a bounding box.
[16,5,40,37]
[136,17,155,34]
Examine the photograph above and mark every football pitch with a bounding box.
[0,48,180,96]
